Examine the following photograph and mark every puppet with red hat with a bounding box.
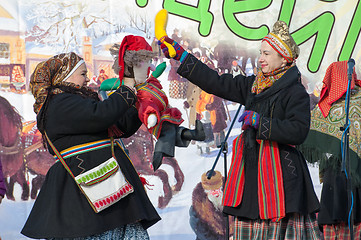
[101,35,205,171]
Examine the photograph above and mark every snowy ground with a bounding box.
[0,60,322,240]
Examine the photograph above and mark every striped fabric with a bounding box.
[322,222,361,240]
[137,82,167,109]
[234,213,320,240]
[151,112,184,139]
[223,134,285,221]
[258,140,285,221]
[222,134,245,207]
[54,139,112,160]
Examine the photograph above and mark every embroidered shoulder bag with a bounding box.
[45,132,134,213]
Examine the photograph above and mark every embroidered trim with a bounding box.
[76,159,119,185]
[284,150,297,176]
[181,54,197,75]
[116,86,136,105]
[261,118,270,138]
[76,156,86,174]
[93,183,133,211]
[151,114,184,139]
[137,82,167,109]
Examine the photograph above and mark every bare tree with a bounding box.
[126,7,152,39]
[25,0,121,52]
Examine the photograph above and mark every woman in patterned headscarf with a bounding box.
[159,21,321,239]
[21,52,160,239]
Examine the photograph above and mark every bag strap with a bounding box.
[46,132,134,180]
[115,138,130,156]
[45,132,75,178]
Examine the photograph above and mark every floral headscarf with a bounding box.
[30,52,84,114]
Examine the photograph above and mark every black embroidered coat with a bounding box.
[178,54,320,219]
[21,86,160,238]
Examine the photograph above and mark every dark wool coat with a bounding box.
[21,86,160,239]
[178,54,320,219]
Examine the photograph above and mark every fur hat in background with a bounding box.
[201,171,223,191]
[262,21,299,63]
[109,35,155,81]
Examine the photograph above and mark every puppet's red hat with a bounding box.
[118,35,153,81]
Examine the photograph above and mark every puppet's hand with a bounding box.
[147,114,157,128]
[151,62,167,78]
[154,9,176,58]
[99,78,120,91]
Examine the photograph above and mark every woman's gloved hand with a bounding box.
[158,36,188,62]
[238,110,260,130]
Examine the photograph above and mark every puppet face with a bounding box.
[133,60,150,84]
[134,60,155,85]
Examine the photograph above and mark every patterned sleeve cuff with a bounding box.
[177,53,198,77]
[257,116,271,140]
[179,51,189,63]
[113,85,137,106]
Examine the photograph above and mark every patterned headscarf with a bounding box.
[262,21,299,63]
[30,52,84,114]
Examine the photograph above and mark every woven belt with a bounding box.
[53,139,112,160]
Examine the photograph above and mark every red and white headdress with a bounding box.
[262,21,299,63]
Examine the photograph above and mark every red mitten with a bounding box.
[158,36,188,62]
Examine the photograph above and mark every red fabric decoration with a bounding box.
[118,35,153,81]
[318,61,359,117]
[139,174,154,190]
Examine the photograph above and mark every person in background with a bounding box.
[159,20,320,239]
[196,91,227,148]
[21,52,160,239]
